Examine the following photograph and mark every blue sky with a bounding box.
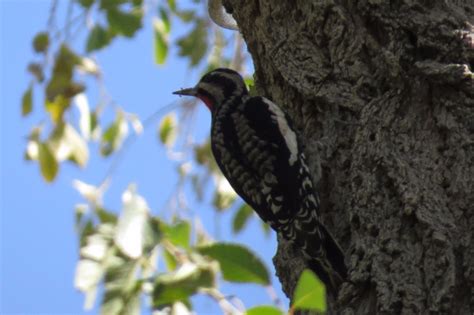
[0,0,286,314]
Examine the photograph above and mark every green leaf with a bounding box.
[118,193,161,257]
[64,82,86,98]
[77,57,100,75]
[197,243,270,285]
[80,233,109,261]
[153,17,169,65]
[244,76,257,96]
[193,141,219,174]
[232,204,253,234]
[75,225,111,310]
[75,258,103,310]
[163,220,191,249]
[46,124,89,166]
[101,286,141,315]
[176,19,207,66]
[25,127,42,161]
[75,204,88,231]
[245,306,284,315]
[62,124,89,167]
[167,0,176,12]
[86,25,111,52]
[175,9,195,22]
[194,140,211,165]
[27,62,44,82]
[73,180,103,205]
[90,111,100,139]
[21,85,33,116]
[43,45,83,122]
[159,7,171,33]
[99,0,127,9]
[243,76,254,87]
[97,222,116,239]
[38,142,58,182]
[100,111,128,156]
[158,113,177,147]
[101,122,119,156]
[152,262,215,307]
[29,125,42,141]
[142,247,159,279]
[212,189,236,211]
[212,176,237,211]
[75,93,91,139]
[103,255,137,290]
[115,185,155,259]
[78,219,96,247]
[163,247,178,270]
[46,44,81,104]
[101,256,141,315]
[144,217,163,253]
[97,207,118,224]
[77,0,95,8]
[132,0,143,6]
[32,32,49,53]
[107,8,142,38]
[292,269,327,313]
[75,258,103,291]
[101,290,125,315]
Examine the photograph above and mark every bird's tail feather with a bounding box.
[292,214,347,295]
[311,223,347,294]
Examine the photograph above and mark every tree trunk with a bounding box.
[224,0,474,313]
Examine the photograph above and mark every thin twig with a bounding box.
[67,11,88,41]
[199,288,244,315]
[99,101,181,187]
[65,0,74,41]
[47,0,58,33]
[159,180,184,219]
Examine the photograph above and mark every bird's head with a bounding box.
[173,68,248,111]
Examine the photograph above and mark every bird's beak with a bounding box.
[172,87,198,96]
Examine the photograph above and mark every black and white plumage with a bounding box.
[173,68,347,292]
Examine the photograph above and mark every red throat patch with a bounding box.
[198,95,213,111]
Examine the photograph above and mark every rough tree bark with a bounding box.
[223,1,474,313]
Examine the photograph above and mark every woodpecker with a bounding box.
[173,68,347,292]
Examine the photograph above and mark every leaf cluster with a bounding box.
[20,0,329,314]
[74,184,271,313]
